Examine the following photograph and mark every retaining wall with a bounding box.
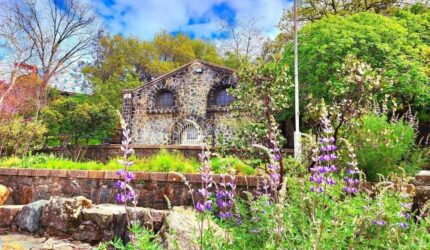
[0,168,259,209]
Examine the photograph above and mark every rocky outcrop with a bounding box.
[72,204,169,244]
[40,196,93,237]
[0,205,23,228]
[158,206,226,250]
[14,200,48,233]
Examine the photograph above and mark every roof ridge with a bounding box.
[130,60,235,93]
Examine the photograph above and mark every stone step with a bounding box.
[415,170,430,185]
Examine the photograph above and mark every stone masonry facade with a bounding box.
[122,60,238,145]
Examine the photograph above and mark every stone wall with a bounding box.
[123,60,239,146]
[0,168,259,209]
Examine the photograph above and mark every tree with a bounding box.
[41,96,117,160]
[279,0,416,26]
[86,32,224,108]
[0,0,99,113]
[283,11,430,113]
[218,18,267,68]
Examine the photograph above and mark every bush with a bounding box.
[347,114,424,181]
[210,156,255,175]
[0,117,47,157]
[107,150,200,173]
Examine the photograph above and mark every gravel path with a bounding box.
[0,233,94,250]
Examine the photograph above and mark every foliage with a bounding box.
[280,0,410,25]
[97,223,162,250]
[229,58,292,149]
[347,114,425,181]
[41,96,117,160]
[128,150,199,173]
[304,57,384,142]
[0,151,257,175]
[283,10,430,111]
[86,32,224,108]
[0,117,47,157]
[210,156,255,176]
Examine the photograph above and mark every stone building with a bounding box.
[122,60,238,146]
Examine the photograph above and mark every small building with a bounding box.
[122,60,238,146]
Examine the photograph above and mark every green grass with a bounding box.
[0,150,255,175]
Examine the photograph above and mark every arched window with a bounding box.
[215,88,234,106]
[155,90,174,109]
[180,123,202,145]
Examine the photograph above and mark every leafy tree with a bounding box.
[86,32,223,108]
[41,96,117,160]
[283,10,430,112]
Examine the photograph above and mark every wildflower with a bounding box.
[343,141,360,195]
[125,172,135,182]
[399,222,409,228]
[310,108,337,193]
[195,201,205,213]
[115,180,126,189]
[235,213,242,225]
[116,193,126,203]
[373,220,386,226]
[216,174,236,220]
[195,150,213,213]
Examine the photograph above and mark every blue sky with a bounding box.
[89,0,292,40]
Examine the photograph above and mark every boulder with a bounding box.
[73,204,169,244]
[40,196,92,237]
[15,200,49,233]
[157,206,226,250]
[0,184,11,205]
[0,205,23,228]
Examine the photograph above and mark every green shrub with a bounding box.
[0,151,259,175]
[0,117,47,157]
[347,114,424,181]
[210,156,255,175]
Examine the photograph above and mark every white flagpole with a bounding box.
[293,0,301,160]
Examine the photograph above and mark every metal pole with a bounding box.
[293,0,301,160]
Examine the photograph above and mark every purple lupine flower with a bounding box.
[399,222,409,228]
[125,172,135,182]
[343,142,360,195]
[116,193,127,203]
[310,109,338,193]
[195,201,205,213]
[117,169,125,177]
[235,213,242,225]
[216,174,236,220]
[373,220,386,226]
[115,180,126,189]
[195,150,213,213]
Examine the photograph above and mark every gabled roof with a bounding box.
[127,60,235,93]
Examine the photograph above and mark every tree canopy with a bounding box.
[283,9,430,111]
[85,31,224,108]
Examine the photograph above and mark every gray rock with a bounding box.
[157,206,226,250]
[15,200,48,232]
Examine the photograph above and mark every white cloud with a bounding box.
[89,0,292,40]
